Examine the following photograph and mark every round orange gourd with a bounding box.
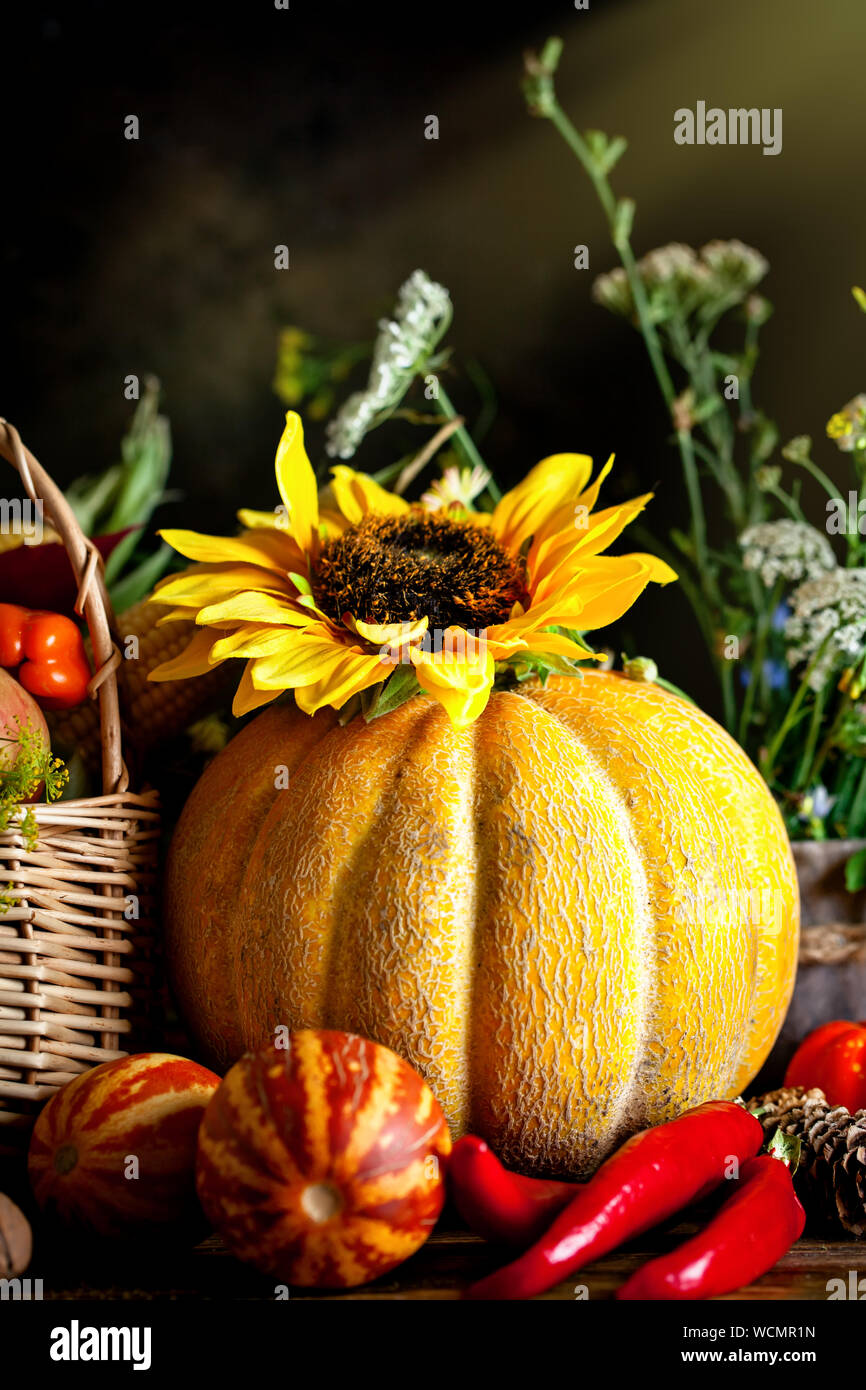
[28,1052,220,1238]
[196,1031,451,1288]
[166,671,799,1176]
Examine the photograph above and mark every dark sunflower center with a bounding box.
[312,512,527,628]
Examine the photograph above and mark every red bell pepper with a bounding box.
[616,1152,805,1300]
[464,1100,763,1300]
[449,1135,577,1247]
[0,604,91,711]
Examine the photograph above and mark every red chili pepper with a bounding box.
[0,604,91,711]
[616,1153,805,1300]
[449,1136,577,1247]
[464,1100,763,1301]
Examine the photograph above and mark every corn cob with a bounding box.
[47,598,233,773]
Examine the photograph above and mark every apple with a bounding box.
[0,667,49,772]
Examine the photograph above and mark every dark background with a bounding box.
[3,0,865,712]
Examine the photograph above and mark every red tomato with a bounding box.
[0,607,93,710]
[784,1020,866,1112]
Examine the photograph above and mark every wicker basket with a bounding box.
[0,420,160,1158]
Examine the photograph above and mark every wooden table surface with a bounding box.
[30,1220,866,1301]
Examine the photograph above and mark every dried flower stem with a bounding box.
[524,41,724,709]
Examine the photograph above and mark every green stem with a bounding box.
[539,91,722,617]
[806,690,852,791]
[832,756,861,829]
[761,641,830,781]
[434,384,501,500]
[795,454,839,501]
[738,579,781,745]
[720,658,736,734]
[544,104,676,412]
[794,684,828,789]
[847,760,866,835]
[766,485,804,521]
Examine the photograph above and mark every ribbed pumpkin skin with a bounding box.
[166,672,799,1177]
[28,1053,220,1237]
[196,1032,451,1287]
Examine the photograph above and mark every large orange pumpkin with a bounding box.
[166,671,799,1176]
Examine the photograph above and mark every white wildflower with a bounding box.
[326,270,452,459]
[640,242,709,292]
[421,463,491,511]
[785,568,866,689]
[699,239,769,291]
[592,239,767,321]
[591,265,632,317]
[739,520,835,588]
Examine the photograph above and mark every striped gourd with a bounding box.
[28,1052,220,1237]
[196,1032,452,1288]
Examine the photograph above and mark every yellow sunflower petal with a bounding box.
[411,631,495,728]
[197,592,314,627]
[490,453,594,551]
[232,660,282,716]
[329,465,411,526]
[157,528,293,574]
[319,507,351,540]
[523,630,597,659]
[293,649,390,715]
[575,453,615,513]
[568,556,674,630]
[625,552,678,584]
[529,494,654,599]
[247,626,366,689]
[348,615,429,649]
[237,507,290,532]
[209,626,299,662]
[149,628,223,681]
[152,564,293,609]
[275,411,319,554]
[153,606,197,625]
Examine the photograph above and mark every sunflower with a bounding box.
[148,412,676,726]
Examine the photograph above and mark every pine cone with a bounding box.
[747,1086,866,1238]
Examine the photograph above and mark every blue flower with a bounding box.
[801,785,835,821]
[772,602,791,632]
[739,659,788,691]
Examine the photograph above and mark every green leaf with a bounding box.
[656,676,697,706]
[599,136,628,175]
[690,393,724,424]
[108,543,174,613]
[845,845,866,893]
[103,381,173,583]
[362,665,422,722]
[767,1127,802,1174]
[670,528,695,560]
[65,464,124,536]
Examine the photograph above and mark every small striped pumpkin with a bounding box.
[28,1052,220,1238]
[196,1031,451,1288]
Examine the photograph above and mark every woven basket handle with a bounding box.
[0,420,127,795]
